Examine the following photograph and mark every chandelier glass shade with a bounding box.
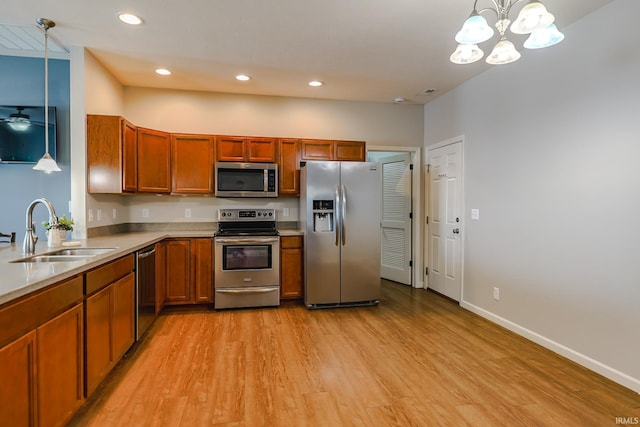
[450,0,564,65]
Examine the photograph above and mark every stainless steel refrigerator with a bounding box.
[300,161,382,308]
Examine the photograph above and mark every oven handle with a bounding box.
[216,287,278,294]
[214,237,279,244]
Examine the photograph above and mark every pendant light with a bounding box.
[33,18,61,174]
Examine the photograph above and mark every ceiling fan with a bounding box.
[0,106,45,132]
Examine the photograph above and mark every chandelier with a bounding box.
[450,0,565,65]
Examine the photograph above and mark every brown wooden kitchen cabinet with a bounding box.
[216,136,277,163]
[137,127,171,193]
[164,238,214,305]
[0,274,84,427]
[171,134,215,194]
[85,255,135,396]
[87,114,138,193]
[37,303,85,427]
[300,139,366,161]
[278,139,301,196]
[280,235,304,299]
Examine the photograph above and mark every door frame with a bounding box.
[367,145,423,289]
[425,136,465,301]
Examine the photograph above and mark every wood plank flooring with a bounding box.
[68,280,639,426]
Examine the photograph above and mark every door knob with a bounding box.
[453,228,460,234]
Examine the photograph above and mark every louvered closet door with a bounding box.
[380,153,412,285]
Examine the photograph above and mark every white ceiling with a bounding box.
[1,0,613,104]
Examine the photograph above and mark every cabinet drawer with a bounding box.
[0,275,83,348]
[280,235,303,249]
[86,255,134,296]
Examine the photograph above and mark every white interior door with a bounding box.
[427,142,462,301]
[380,153,412,285]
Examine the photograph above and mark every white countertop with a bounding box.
[0,229,302,307]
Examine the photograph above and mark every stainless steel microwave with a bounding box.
[215,162,278,198]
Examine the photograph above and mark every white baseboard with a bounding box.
[460,300,640,394]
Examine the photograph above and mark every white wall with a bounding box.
[424,0,640,392]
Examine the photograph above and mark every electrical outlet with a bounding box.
[283,208,290,217]
[142,208,149,218]
[112,208,117,219]
[96,209,102,221]
[493,287,500,301]
[88,209,94,223]
[185,208,191,218]
[471,209,480,220]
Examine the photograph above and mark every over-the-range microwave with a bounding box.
[215,162,278,198]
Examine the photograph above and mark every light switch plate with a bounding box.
[471,209,480,220]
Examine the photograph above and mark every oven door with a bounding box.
[214,236,280,308]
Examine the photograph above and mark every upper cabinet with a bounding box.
[278,139,300,196]
[216,136,277,163]
[171,134,215,194]
[300,139,366,162]
[87,115,137,193]
[137,128,171,193]
[87,114,366,197]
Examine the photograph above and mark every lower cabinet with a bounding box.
[0,302,84,427]
[280,235,304,299]
[85,256,135,396]
[37,303,85,427]
[165,238,213,305]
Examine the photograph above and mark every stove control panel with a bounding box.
[218,208,276,221]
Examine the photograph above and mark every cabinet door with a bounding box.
[165,240,192,304]
[137,127,171,193]
[0,331,36,427]
[301,139,334,160]
[193,238,213,303]
[85,286,112,396]
[280,236,304,299]
[335,140,366,161]
[122,119,138,192]
[171,134,214,194]
[37,303,84,427]
[216,136,246,162]
[278,139,300,196]
[247,137,277,163]
[112,273,135,362]
[87,115,125,194]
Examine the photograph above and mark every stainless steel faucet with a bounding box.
[23,198,58,255]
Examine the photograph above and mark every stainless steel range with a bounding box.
[214,208,280,309]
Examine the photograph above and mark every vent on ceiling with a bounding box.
[0,23,67,53]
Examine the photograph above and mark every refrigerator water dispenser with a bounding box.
[312,200,334,232]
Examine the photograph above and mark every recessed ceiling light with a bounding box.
[155,68,171,76]
[236,74,251,81]
[308,80,323,87]
[117,13,143,26]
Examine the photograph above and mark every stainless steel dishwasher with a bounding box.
[136,244,157,340]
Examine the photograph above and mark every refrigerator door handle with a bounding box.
[341,184,346,246]
[335,185,340,246]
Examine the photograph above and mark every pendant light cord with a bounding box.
[44,25,49,153]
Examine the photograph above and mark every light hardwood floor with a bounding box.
[69,280,639,426]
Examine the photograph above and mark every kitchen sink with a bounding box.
[10,247,117,263]
[47,247,117,256]
[12,254,97,263]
